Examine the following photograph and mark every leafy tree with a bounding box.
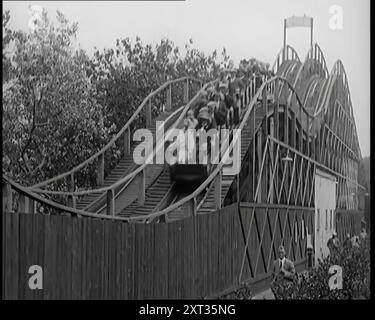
[88,37,230,132]
[3,10,14,83]
[2,10,112,188]
[3,8,270,193]
[358,157,370,192]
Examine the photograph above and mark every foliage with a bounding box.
[358,156,370,192]
[3,8,271,194]
[2,10,112,189]
[272,237,370,299]
[239,58,273,76]
[87,37,230,132]
[219,283,253,300]
[2,10,13,83]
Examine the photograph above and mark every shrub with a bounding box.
[272,237,370,299]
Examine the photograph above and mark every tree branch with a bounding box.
[21,88,44,173]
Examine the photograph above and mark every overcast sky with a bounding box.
[3,0,370,157]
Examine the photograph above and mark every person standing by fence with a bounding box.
[270,245,296,299]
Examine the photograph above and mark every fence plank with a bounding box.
[3,207,364,300]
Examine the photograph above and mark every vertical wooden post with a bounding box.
[291,111,296,149]
[70,173,76,209]
[262,87,267,116]
[19,194,27,213]
[316,124,321,161]
[69,195,76,209]
[124,127,131,156]
[306,115,310,157]
[97,153,105,186]
[146,99,152,128]
[274,103,279,141]
[298,107,303,152]
[311,119,316,161]
[183,79,189,104]
[257,131,262,203]
[214,170,222,209]
[284,101,289,145]
[270,117,274,203]
[283,19,286,61]
[166,83,172,111]
[3,182,12,212]
[252,103,256,201]
[187,197,197,217]
[137,169,146,206]
[106,189,115,216]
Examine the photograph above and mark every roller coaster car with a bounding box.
[169,134,210,186]
[169,163,208,185]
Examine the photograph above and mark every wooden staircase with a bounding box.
[75,108,179,212]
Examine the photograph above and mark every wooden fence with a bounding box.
[2,204,363,300]
[335,209,363,243]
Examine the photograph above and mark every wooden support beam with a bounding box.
[298,109,302,152]
[187,197,197,217]
[106,189,115,216]
[166,83,172,111]
[69,173,76,208]
[252,105,256,201]
[269,117,275,204]
[183,79,189,104]
[146,99,152,128]
[311,119,316,161]
[306,115,310,158]
[137,169,146,206]
[257,131,262,203]
[214,169,222,209]
[316,124,321,162]
[124,128,131,156]
[3,182,12,212]
[19,194,27,213]
[284,103,289,145]
[291,111,296,149]
[97,152,105,186]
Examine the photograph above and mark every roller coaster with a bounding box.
[3,43,363,217]
[2,16,366,299]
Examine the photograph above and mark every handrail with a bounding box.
[30,79,218,197]
[92,103,186,213]
[32,76,202,189]
[2,175,131,221]
[132,75,309,222]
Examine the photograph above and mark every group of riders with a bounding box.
[174,64,275,165]
[185,70,246,133]
[185,63,275,133]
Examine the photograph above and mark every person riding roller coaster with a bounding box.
[229,70,245,119]
[197,106,216,131]
[218,81,237,129]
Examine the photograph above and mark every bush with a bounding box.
[219,283,253,300]
[272,237,370,299]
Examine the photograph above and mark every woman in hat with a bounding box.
[197,106,212,131]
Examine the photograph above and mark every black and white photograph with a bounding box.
[2,0,371,304]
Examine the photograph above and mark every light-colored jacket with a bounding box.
[271,258,295,282]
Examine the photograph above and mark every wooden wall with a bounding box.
[2,204,362,300]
